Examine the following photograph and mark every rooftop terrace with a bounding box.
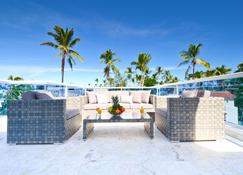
[0,116,243,175]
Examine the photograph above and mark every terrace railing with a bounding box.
[0,72,242,125]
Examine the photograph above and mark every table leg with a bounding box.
[144,120,154,139]
[83,121,94,140]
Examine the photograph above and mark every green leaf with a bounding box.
[40,42,58,48]
[70,50,84,62]
[177,59,190,67]
[67,56,76,70]
[196,58,210,69]
[57,52,62,57]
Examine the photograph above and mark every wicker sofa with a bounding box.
[80,90,156,118]
[7,96,82,144]
[155,95,225,142]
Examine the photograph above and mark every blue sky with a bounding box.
[0,0,242,85]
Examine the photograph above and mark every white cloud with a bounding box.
[94,18,169,38]
[0,65,102,75]
[0,1,169,39]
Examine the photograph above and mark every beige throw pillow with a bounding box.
[87,91,97,104]
[120,95,133,104]
[203,90,211,97]
[142,90,151,103]
[130,91,142,103]
[181,90,198,97]
[96,94,108,104]
[109,91,129,102]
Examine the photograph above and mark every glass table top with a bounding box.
[86,111,150,120]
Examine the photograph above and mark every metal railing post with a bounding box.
[64,85,68,97]
[176,85,179,95]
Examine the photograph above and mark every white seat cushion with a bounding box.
[83,104,108,110]
[130,103,153,109]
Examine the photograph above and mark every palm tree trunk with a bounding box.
[192,58,196,79]
[192,63,195,79]
[61,54,65,83]
[141,75,145,87]
[107,68,110,86]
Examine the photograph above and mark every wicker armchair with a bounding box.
[7,97,82,144]
[155,97,225,142]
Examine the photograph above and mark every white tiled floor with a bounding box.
[0,117,243,175]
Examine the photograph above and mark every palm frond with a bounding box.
[196,43,203,50]
[67,56,76,70]
[57,45,68,53]
[177,59,190,67]
[69,38,80,47]
[40,42,58,48]
[196,58,210,69]
[57,52,62,57]
[47,32,61,42]
[112,58,120,63]
[67,57,73,70]
[180,51,191,59]
[69,50,84,62]
[185,65,191,79]
[54,26,65,38]
[111,64,119,74]
[131,61,138,66]
[65,28,74,46]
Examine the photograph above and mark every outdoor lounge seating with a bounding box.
[155,91,225,142]
[7,92,82,144]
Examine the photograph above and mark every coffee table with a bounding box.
[83,112,154,140]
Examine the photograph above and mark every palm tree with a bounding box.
[100,49,120,86]
[204,69,216,77]
[214,65,231,75]
[153,66,164,77]
[235,62,243,73]
[131,53,151,86]
[41,26,84,83]
[178,43,210,79]
[113,73,127,87]
[125,66,135,85]
[163,70,179,83]
[189,71,205,79]
[94,78,99,87]
[125,67,133,79]
[8,75,24,81]
[153,66,164,84]
[5,75,25,101]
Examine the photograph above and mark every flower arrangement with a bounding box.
[108,96,125,115]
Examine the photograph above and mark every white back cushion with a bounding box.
[130,91,142,103]
[142,90,151,103]
[120,95,133,104]
[181,90,198,97]
[96,94,108,104]
[87,91,97,104]
[203,90,211,97]
[109,91,129,102]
